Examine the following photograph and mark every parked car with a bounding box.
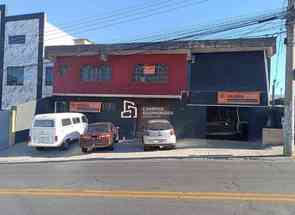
[142,119,176,151]
[80,122,119,153]
[28,113,88,150]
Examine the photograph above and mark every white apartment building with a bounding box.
[0,5,76,110]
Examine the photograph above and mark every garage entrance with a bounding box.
[206,106,248,141]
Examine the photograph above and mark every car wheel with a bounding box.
[81,147,88,153]
[169,145,176,150]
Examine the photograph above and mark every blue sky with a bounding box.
[0,0,287,95]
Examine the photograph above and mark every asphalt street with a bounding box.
[0,158,295,214]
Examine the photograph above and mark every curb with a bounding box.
[0,154,288,165]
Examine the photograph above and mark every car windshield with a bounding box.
[33,120,55,128]
[88,124,110,133]
[147,121,172,130]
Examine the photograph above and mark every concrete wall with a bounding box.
[15,100,36,132]
[15,100,36,143]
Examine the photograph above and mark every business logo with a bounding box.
[121,100,138,119]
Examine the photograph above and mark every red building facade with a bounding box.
[53,54,187,97]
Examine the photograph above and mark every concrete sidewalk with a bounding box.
[0,139,284,164]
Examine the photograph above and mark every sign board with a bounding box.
[143,64,156,75]
[121,100,138,119]
[142,106,174,119]
[217,91,260,105]
[70,102,101,113]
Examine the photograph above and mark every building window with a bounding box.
[133,64,168,83]
[7,66,24,86]
[59,64,69,77]
[80,65,96,81]
[45,66,53,86]
[8,35,26,44]
[80,64,112,81]
[72,117,80,124]
[98,64,112,81]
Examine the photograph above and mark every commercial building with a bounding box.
[44,38,276,141]
[0,4,75,110]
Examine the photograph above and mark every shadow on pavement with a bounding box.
[0,138,275,158]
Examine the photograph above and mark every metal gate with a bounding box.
[0,110,11,150]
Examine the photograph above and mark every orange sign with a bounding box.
[70,102,101,113]
[143,64,156,75]
[217,92,260,105]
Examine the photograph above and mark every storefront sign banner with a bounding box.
[217,92,260,105]
[70,102,101,113]
[142,107,174,119]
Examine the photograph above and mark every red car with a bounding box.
[80,122,119,153]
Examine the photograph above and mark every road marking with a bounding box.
[0,189,294,203]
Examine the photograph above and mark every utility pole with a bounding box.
[284,0,295,156]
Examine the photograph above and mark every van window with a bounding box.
[73,117,80,124]
[34,120,54,127]
[82,116,88,123]
[62,118,72,126]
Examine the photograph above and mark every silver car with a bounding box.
[143,119,176,151]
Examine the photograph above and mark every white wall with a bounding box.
[44,22,75,47]
[2,19,40,110]
[42,21,75,98]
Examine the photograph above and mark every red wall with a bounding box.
[53,54,187,96]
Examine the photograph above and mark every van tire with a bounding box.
[61,140,70,151]
[144,145,152,151]
[36,147,45,151]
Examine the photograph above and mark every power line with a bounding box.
[117,8,288,42]
[45,0,209,40]
[111,9,288,55]
[112,8,286,44]
[52,0,174,28]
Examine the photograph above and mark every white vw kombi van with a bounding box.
[29,113,88,150]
